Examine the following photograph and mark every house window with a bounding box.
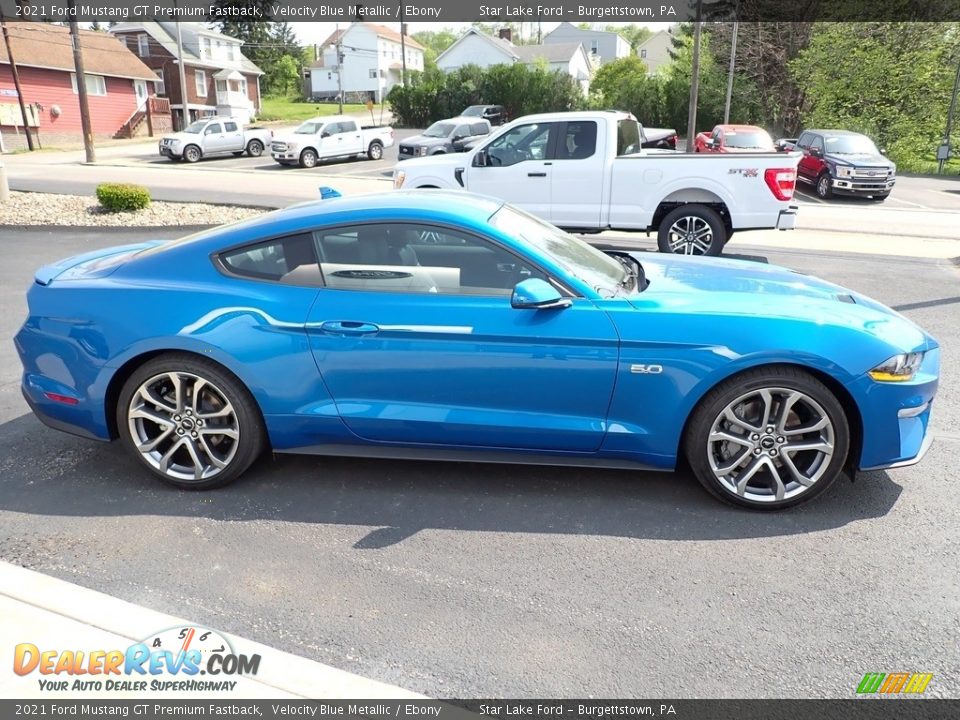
[70,73,106,96]
[328,72,332,80]
[369,69,377,79]
[215,79,228,94]
[155,72,165,96]
[640,49,647,58]
[195,70,207,97]
[137,34,150,57]
[590,40,599,55]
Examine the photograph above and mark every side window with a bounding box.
[204,123,222,135]
[484,123,553,166]
[314,224,546,296]
[811,135,824,153]
[470,122,489,136]
[339,120,357,133]
[797,132,812,149]
[323,122,339,135]
[220,233,320,285]
[557,121,597,160]
[224,121,238,132]
[711,127,722,141]
[453,125,469,139]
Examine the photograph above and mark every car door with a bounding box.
[549,120,603,229]
[203,122,228,153]
[305,221,619,452]
[222,120,244,152]
[337,119,363,155]
[318,122,341,158]
[796,132,822,182]
[465,122,558,221]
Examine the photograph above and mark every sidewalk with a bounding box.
[0,562,423,700]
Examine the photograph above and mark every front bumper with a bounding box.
[272,152,298,161]
[159,145,181,159]
[832,177,895,195]
[853,347,939,471]
[776,205,799,230]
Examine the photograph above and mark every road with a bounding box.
[1,228,958,698]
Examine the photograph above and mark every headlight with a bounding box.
[869,352,924,382]
[835,166,853,178]
[285,143,298,151]
[393,170,406,189]
[418,146,428,156]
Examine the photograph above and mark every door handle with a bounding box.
[527,172,547,177]
[318,321,380,335]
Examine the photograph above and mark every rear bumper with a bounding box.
[21,385,106,442]
[776,205,799,230]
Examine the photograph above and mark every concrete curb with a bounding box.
[0,562,425,699]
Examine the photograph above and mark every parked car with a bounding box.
[694,124,775,153]
[779,130,896,201]
[158,118,272,163]
[461,104,507,125]
[398,118,492,161]
[642,126,679,150]
[270,115,394,168]
[16,191,938,510]
[393,111,800,256]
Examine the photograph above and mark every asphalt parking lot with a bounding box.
[1,229,958,698]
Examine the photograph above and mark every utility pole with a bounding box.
[335,23,344,114]
[1,19,34,151]
[939,57,960,174]
[723,21,739,124]
[685,0,703,153]
[175,21,190,130]
[399,8,407,86]
[68,11,95,163]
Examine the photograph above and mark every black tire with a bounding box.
[117,353,267,491]
[656,204,726,256]
[247,139,264,157]
[815,173,833,199]
[367,141,383,160]
[299,148,318,169]
[183,145,201,163]
[684,365,850,510]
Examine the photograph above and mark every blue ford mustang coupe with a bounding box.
[15,192,938,509]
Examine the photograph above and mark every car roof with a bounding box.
[806,129,866,136]
[719,124,768,132]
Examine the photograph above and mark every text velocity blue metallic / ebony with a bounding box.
[15,192,938,509]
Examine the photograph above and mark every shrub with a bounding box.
[96,183,151,213]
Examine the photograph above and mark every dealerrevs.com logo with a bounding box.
[13,626,261,692]
[856,672,934,695]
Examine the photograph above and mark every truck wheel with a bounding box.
[367,141,383,160]
[815,173,833,199]
[657,205,726,256]
[299,148,318,169]
[246,139,264,157]
[183,145,201,163]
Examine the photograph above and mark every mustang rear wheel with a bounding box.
[684,366,849,509]
[118,354,266,490]
[657,205,726,256]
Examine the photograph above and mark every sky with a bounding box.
[293,21,668,46]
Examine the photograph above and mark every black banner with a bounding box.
[0,0,959,23]
[1,700,959,720]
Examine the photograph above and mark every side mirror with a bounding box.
[320,131,331,138]
[511,278,571,310]
[705,138,717,148]
[810,147,822,157]
[473,149,488,167]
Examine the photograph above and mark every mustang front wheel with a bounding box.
[685,366,849,509]
[118,354,266,490]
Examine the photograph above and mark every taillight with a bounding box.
[44,392,79,405]
[764,167,796,201]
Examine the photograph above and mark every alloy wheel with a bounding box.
[666,215,714,255]
[127,372,240,483]
[706,387,835,503]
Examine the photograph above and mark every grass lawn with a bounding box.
[258,96,383,123]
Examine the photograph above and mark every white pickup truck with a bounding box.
[271,115,395,168]
[158,117,272,163]
[392,110,801,255]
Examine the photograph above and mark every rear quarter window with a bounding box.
[219,233,321,285]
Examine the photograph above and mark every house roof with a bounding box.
[514,42,586,64]
[319,23,424,52]
[0,22,158,81]
[435,28,519,65]
[110,22,263,76]
[545,22,626,41]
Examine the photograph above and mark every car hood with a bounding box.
[160,132,197,144]
[627,253,932,350]
[402,135,449,147]
[825,152,894,169]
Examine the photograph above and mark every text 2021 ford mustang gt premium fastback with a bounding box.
[15,192,938,509]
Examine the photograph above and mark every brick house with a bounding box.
[111,22,263,128]
[0,22,162,150]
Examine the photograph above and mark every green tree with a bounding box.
[609,24,653,52]
[411,28,458,69]
[265,54,300,96]
[589,56,666,126]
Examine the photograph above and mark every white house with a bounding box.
[543,22,631,65]
[436,28,593,93]
[305,23,424,103]
[636,29,676,76]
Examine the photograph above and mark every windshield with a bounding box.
[461,106,484,117]
[423,122,455,138]
[825,134,880,155]
[183,121,207,134]
[725,130,774,149]
[294,121,324,135]
[490,205,627,297]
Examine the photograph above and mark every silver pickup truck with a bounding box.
[158,117,273,163]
